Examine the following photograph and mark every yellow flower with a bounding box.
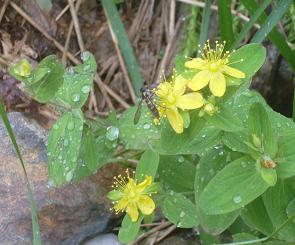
[108,171,157,222]
[155,75,204,134]
[185,41,245,97]
[12,59,32,77]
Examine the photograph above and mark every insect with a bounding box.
[133,81,160,125]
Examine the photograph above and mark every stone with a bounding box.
[0,112,120,245]
[83,234,120,245]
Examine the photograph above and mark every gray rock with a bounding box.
[0,112,120,245]
[83,234,121,245]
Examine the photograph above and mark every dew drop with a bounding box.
[143,123,151,129]
[53,124,59,130]
[233,195,242,204]
[66,171,73,182]
[81,51,90,61]
[177,156,185,163]
[81,85,91,94]
[72,94,80,102]
[67,122,75,130]
[106,126,120,141]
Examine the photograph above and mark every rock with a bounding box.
[0,112,120,245]
[83,234,120,245]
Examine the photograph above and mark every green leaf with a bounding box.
[158,155,195,193]
[55,51,96,108]
[230,0,272,50]
[227,44,266,85]
[242,0,295,70]
[223,130,260,159]
[135,149,159,182]
[47,109,84,186]
[232,233,261,244]
[10,56,65,103]
[155,113,222,155]
[248,103,278,157]
[241,197,274,236]
[83,126,101,172]
[261,168,277,186]
[251,0,293,43]
[162,192,198,228]
[199,0,212,50]
[0,100,41,245]
[217,0,234,49]
[275,134,295,179]
[263,179,295,241]
[119,106,160,150]
[101,0,143,95]
[200,156,269,215]
[195,148,240,234]
[206,105,243,132]
[118,215,143,244]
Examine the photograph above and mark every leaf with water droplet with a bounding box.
[55,52,97,108]
[161,192,198,228]
[47,109,84,186]
[199,156,269,215]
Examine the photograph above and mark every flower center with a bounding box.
[208,62,220,72]
[166,94,176,106]
[127,188,139,201]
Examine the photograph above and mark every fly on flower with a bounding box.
[185,40,245,97]
[108,170,158,222]
[154,73,204,134]
[134,81,160,125]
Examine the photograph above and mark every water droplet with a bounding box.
[53,124,59,130]
[66,171,73,182]
[169,190,174,196]
[177,156,185,163]
[143,123,151,129]
[67,122,75,130]
[106,126,119,141]
[67,66,75,74]
[180,211,185,218]
[81,85,91,94]
[233,195,242,204]
[81,51,90,61]
[72,94,80,102]
[209,168,215,176]
[64,139,69,146]
[241,161,247,168]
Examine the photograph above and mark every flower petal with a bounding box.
[176,92,204,110]
[137,176,153,193]
[174,75,188,96]
[126,202,139,222]
[114,197,129,212]
[187,70,211,91]
[156,82,171,98]
[209,72,226,97]
[166,108,183,134]
[185,58,207,70]
[137,195,155,215]
[223,65,245,78]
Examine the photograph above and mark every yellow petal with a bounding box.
[166,108,183,134]
[185,58,207,70]
[209,72,226,97]
[223,65,245,78]
[114,197,129,212]
[136,176,152,193]
[187,70,211,91]
[174,75,188,96]
[137,196,155,215]
[126,202,139,222]
[176,92,204,110]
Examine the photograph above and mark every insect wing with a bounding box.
[133,100,143,125]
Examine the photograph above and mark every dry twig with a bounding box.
[0,0,9,25]
[55,0,76,21]
[9,1,128,109]
[130,221,172,245]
